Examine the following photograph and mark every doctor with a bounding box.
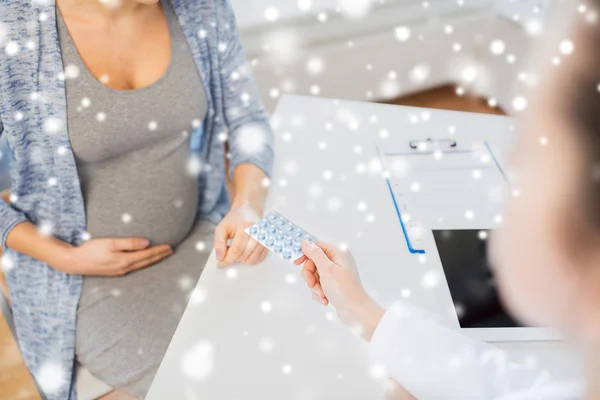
[296,5,598,399]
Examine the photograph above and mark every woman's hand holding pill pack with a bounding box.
[245,210,385,340]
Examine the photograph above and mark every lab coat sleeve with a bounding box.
[369,301,560,399]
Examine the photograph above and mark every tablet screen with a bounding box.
[432,229,523,328]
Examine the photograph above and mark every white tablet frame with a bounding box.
[425,228,564,343]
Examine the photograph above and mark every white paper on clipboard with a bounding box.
[379,142,510,253]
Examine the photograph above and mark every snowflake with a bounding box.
[81,98,91,108]
[186,155,203,177]
[236,125,267,155]
[540,136,548,145]
[317,141,327,150]
[478,230,488,240]
[401,288,411,298]
[395,26,411,41]
[100,74,110,84]
[269,88,280,99]
[297,0,312,11]
[96,112,106,122]
[64,64,79,79]
[264,6,280,22]
[410,182,421,192]
[260,301,273,313]
[418,254,427,264]
[148,121,158,131]
[495,214,504,224]
[357,201,367,212]
[197,29,207,39]
[366,213,375,223]
[281,364,293,375]
[121,213,132,223]
[490,40,506,55]
[226,268,238,279]
[488,98,498,107]
[310,85,321,96]
[285,273,297,284]
[512,96,527,111]
[180,340,214,381]
[36,362,66,395]
[47,177,57,186]
[559,40,574,55]
[461,65,479,83]
[410,64,431,83]
[368,363,387,381]
[317,12,328,23]
[5,41,19,56]
[8,193,18,203]
[339,0,373,20]
[322,169,333,181]
[178,275,194,291]
[444,25,454,34]
[453,42,462,52]
[188,288,207,306]
[464,210,475,220]
[81,231,92,242]
[472,169,482,179]
[506,54,517,64]
[1,253,14,272]
[306,57,324,75]
[191,241,207,255]
[378,128,389,139]
[258,337,274,353]
[421,270,440,289]
[325,311,335,321]
[44,117,63,134]
[110,289,121,297]
[379,78,401,98]
[38,220,53,236]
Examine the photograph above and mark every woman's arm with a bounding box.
[211,0,275,266]
[216,0,275,180]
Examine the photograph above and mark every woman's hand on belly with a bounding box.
[214,203,267,267]
[57,237,173,276]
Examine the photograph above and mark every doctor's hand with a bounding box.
[214,203,268,267]
[295,241,385,341]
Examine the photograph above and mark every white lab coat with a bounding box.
[368,301,585,399]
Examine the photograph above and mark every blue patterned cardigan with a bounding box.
[0,0,274,398]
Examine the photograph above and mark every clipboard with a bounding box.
[378,139,509,255]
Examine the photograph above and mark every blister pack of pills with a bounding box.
[245,210,317,262]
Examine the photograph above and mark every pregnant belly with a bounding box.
[80,150,200,247]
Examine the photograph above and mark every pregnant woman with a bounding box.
[0,0,273,398]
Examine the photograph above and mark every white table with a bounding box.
[146,95,583,400]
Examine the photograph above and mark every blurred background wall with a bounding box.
[230,0,558,112]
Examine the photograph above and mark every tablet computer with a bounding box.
[431,229,562,342]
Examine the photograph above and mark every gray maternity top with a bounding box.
[57,2,214,397]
